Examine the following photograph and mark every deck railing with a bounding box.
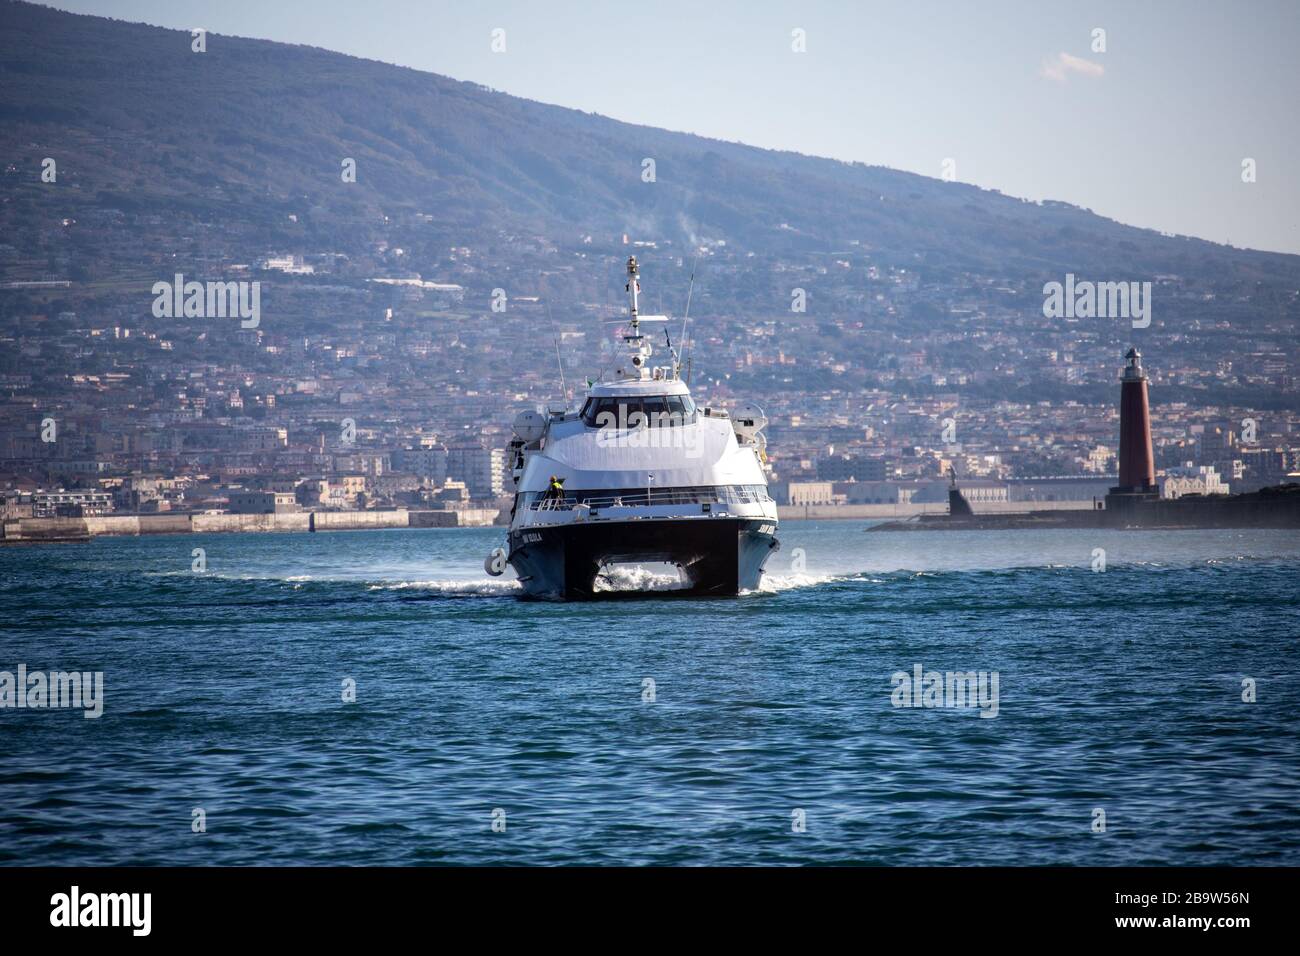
[527,484,772,512]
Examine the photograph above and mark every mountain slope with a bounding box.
[1,0,1297,286]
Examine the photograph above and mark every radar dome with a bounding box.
[731,402,768,441]
[512,409,547,443]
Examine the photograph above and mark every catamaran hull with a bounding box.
[507,518,779,600]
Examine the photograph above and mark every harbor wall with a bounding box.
[408,509,501,528]
[778,500,1099,521]
[309,510,406,531]
[1,508,505,542]
[191,512,312,534]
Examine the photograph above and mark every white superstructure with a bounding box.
[490,257,779,599]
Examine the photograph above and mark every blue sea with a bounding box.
[2,523,1298,866]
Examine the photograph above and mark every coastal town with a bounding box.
[2,226,1298,536]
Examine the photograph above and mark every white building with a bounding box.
[261,255,314,275]
[228,491,300,514]
[1160,466,1229,499]
[445,444,507,498]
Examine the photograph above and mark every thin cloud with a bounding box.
[1040,52,1105,83]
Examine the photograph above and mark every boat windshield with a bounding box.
[580,395,696,428]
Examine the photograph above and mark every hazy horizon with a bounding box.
[39,0,1300,257]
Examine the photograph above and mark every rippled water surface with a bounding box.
[2,524,1298,865]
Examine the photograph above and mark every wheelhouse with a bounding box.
[579,393,698,428]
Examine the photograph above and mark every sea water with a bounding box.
[1,524,1297,865]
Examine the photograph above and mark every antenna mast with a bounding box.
[545,300,569,404]
[626,255,641,336]
[677,257,698,380]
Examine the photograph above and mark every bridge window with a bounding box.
[581,395,697,428]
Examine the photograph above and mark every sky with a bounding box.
[45,0,1300,255]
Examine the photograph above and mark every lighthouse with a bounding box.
[1117,348,1156,491]
[1106,347,1159,515]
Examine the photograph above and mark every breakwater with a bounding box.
[867,483,1300,531]
[777,500,1098,521]
[1,508,503,543]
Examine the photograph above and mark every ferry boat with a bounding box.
[486,257,779,599]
